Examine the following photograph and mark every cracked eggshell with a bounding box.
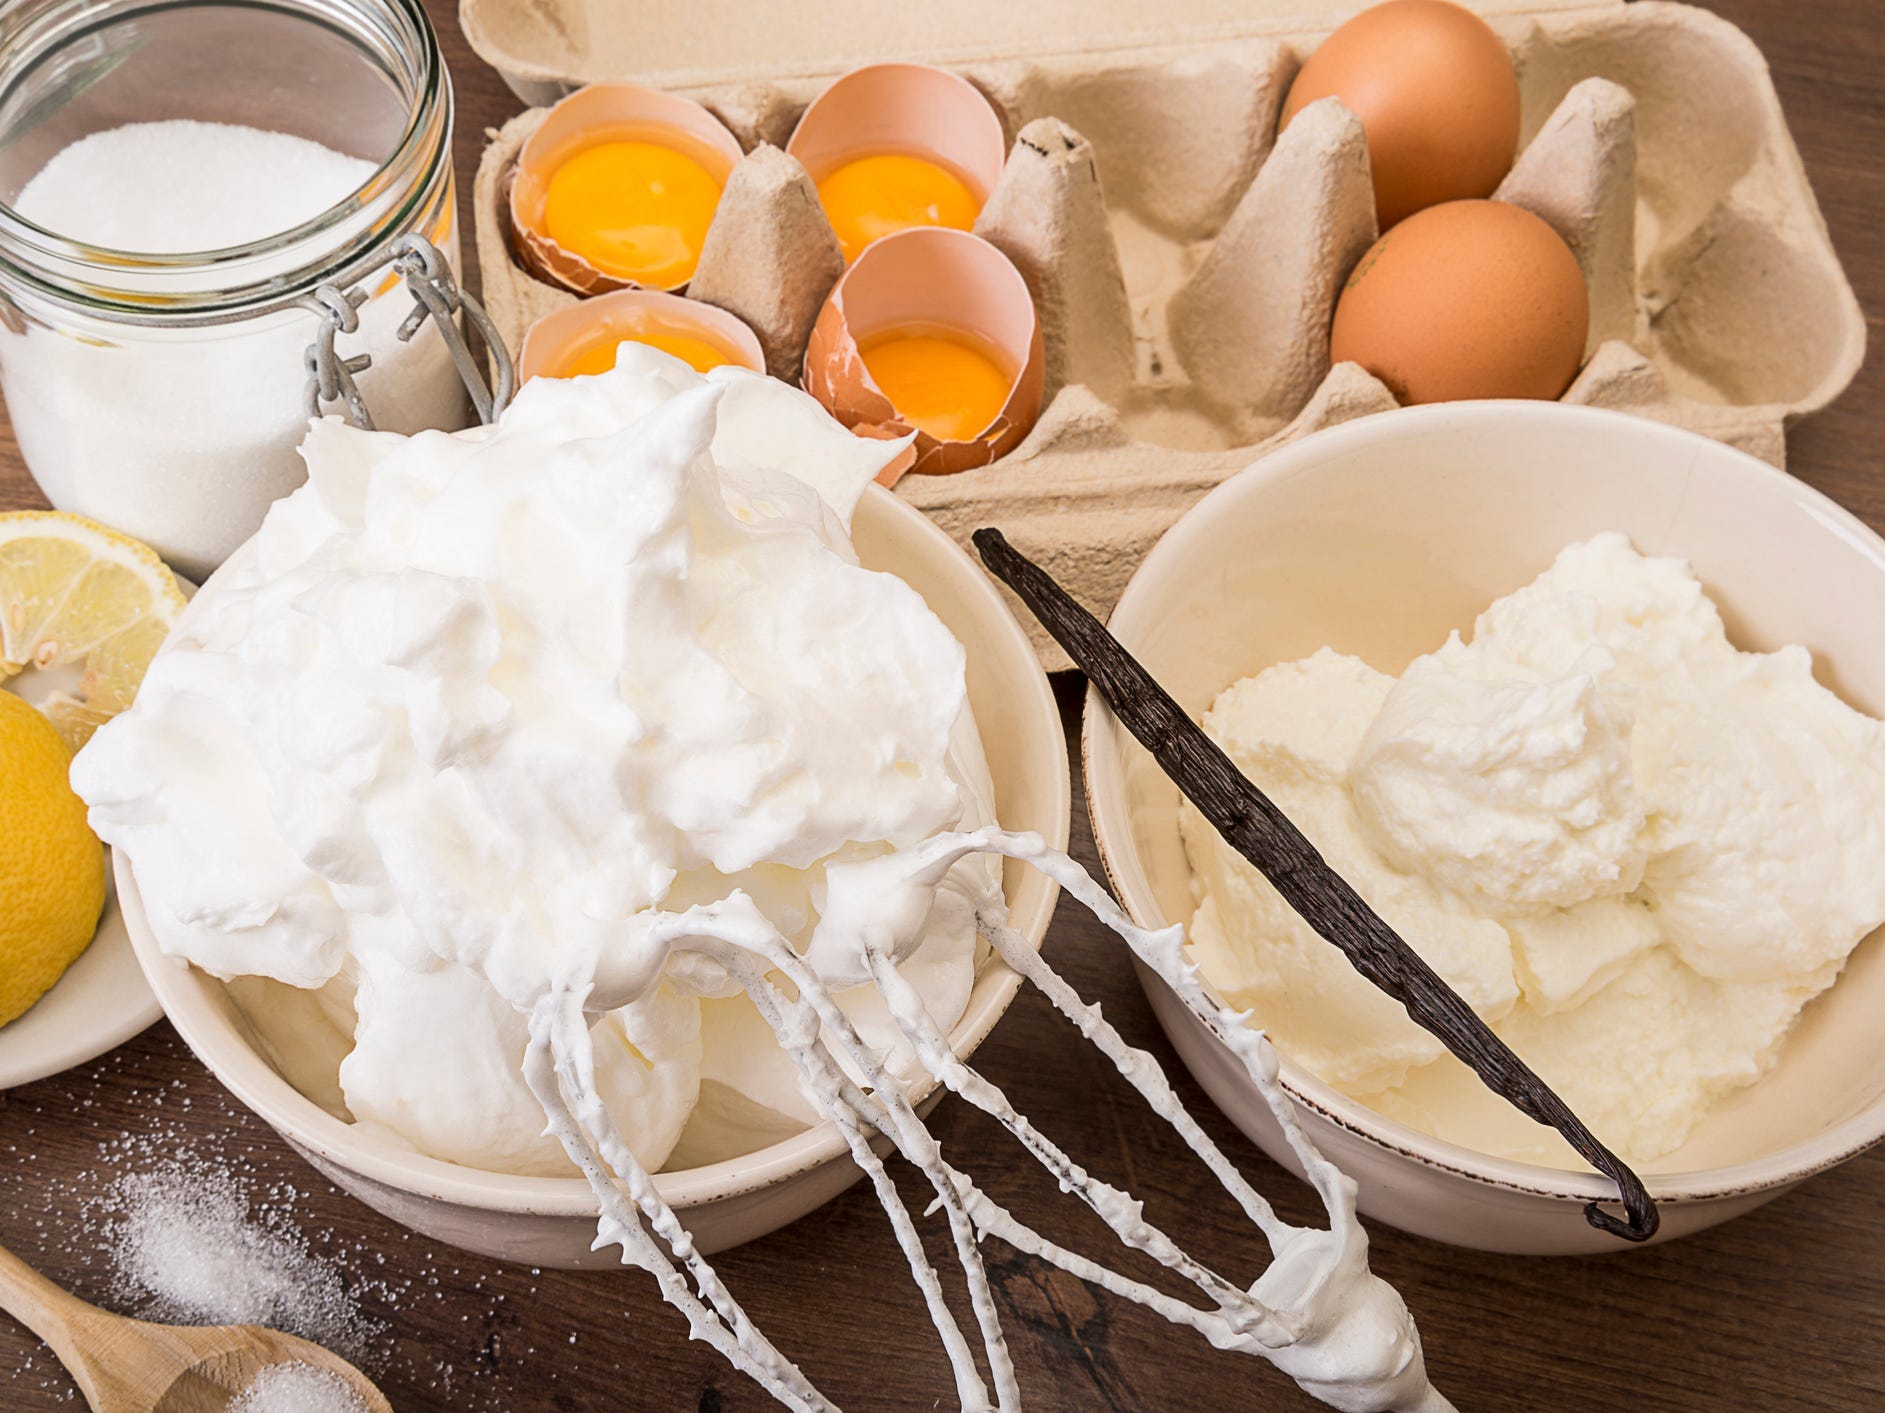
[508,82,745,295]
[517,288,766,382]
[803,226,1044,480]
[787,63,1007,259]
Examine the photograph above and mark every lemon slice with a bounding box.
[0,511,186,751]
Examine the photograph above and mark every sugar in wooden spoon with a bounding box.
[0,1241,391,1413]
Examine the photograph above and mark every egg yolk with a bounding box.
[859,327,1013,442]
[816,154,980,264]
[544,139,723,288]
[558,330,734,379]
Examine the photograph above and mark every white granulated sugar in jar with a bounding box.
[13,121,376,254]
[228,1361,369,1413]
[2,119,468,580]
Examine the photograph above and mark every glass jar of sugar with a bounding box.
[0,0,470,580]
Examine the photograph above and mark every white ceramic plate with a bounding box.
[0,879,161,1090]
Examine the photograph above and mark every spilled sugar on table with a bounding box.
[1,1,1882,1408]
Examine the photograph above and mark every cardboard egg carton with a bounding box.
[464,0,1863,669]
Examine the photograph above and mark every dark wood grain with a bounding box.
[3,3,1883,1409]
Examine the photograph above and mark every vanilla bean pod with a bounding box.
[974,527,1658,1242]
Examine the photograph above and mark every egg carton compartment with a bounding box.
[466,0,1862,669]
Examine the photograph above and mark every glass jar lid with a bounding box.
[0,0,452,324]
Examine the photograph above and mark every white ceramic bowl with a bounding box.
[1084,402,1885,1255]
[120,484,1069,1267]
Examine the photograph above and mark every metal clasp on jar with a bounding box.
[301,234,515,431]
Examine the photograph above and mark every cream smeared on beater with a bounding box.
[76,349,1447,1412]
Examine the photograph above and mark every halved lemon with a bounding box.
[0,511,186,751]
[0,689,106,1026]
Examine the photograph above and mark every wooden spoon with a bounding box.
[0,1241,393,1412]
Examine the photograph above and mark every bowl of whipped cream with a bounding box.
[1084,401,1885,1254]
[85,351,1069,1266]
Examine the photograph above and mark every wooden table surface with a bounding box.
[3,2,1882,1408]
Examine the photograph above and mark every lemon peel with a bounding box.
[0,690,106,1026]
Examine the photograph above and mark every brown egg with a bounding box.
[1283,0,1520,229]
[1330,200,1589,404]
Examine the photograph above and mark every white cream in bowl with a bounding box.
[1182,533,1885,1169]
[75,348,1001,1178]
